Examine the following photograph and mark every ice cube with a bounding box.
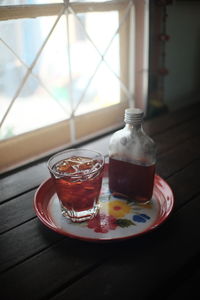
[55,160,77,174]
[54,156,99,175]
[90,162,101,172]
[68,156,94,172]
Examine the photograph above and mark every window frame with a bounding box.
[0,0,148,173]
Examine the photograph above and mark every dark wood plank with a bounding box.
[0,237,113,300]
[0,156,198,272]
[47,194,200,300]
[1,191,198,300]
[167,265,200,299]
[167,159,200,210]
[153,251,200,299]
[0,218,63,273]
[0,162,49,203]
[156,135,200,178]
[0,158,199,298]
[0,189,36,234]
[0,134,199,273]
[0,103,199,300]
[154,116,200,155]
[144,101,200,136]
[0,102,200,300]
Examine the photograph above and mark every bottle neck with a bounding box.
[125,122,142,131]
[124,108,144,131]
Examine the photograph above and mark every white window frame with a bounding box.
[0,0,148,173]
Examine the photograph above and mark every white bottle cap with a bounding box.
[124,108,144,124]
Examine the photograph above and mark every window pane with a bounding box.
[0,73,67,139]
[79,11,119,54]
[0,0,138,172]
[0,0,115,5]
[0,17,56,67]
[0,42,27,123]
[0,0,62,5]
[0,15,68,139]
[68,10,120,115]
[75,62,120,115]
[32,15,71,114]
[0,8,122,140]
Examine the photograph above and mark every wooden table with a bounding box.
[1,102,200,300]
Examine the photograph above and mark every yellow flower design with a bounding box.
[101,200,132,218]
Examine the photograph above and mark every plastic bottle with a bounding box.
[108,108,156,204]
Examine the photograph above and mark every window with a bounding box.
[0,0,149,173]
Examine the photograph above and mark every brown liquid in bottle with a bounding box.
[109,157,155,203]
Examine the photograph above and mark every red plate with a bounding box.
[34,166,174,242]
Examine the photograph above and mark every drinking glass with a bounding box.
[48,148,104,222]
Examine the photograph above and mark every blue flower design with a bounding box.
[133,213,150,223]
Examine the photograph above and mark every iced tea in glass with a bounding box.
[48,149,104,222]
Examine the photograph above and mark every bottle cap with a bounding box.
[124,108,144,124]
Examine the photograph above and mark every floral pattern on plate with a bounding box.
[85,197,152,234]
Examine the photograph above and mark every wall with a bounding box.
[164,1,200,110]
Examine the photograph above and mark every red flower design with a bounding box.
[87,213,117,233]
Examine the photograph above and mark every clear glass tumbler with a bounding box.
[48,148,104,222]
